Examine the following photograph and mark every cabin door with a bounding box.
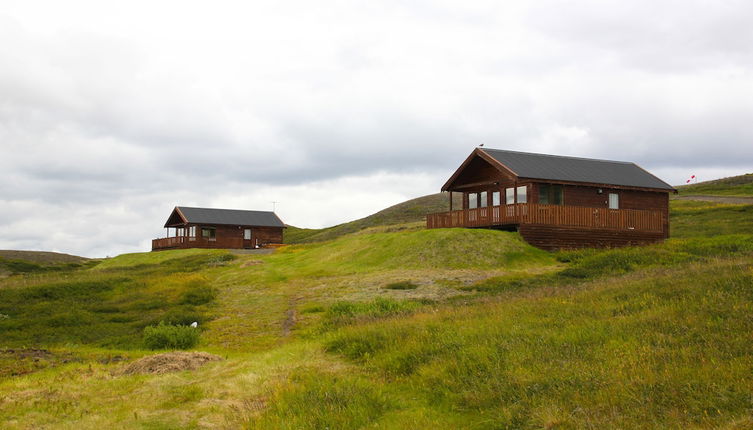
[243,228,254,249]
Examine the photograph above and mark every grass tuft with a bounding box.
[322,298,423,329]
[143,322,200,350]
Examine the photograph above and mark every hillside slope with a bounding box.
[677,172,753,196]
[0,250,88,264]
[2,195,753,428]
[0,250,90,277]
[286,192,462,243]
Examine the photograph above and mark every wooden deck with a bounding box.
[152,236,287,251]
[152,236,245,251]
[426,203,664,233]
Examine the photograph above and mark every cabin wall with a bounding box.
[252,226,284,245]
[460,181,534,210]
[202,224,284,248]
[519,224,666,250]
[451,156,515,188]
[552,184,667,211]
[529,183,670,238]
[154,223,284,250]
[453,182,670,241]
[450,156,517,210]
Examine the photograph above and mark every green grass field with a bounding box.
[1,191,753,428]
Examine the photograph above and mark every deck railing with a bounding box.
[426,203,664,232]
[151,236,244,251]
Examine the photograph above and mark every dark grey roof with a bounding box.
[481,148,675,191]
[175,207,285,227]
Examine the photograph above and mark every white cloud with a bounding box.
[0,0,751,256]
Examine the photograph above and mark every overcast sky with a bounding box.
[1,0,752,257]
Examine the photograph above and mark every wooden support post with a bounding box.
[449,191,453,212]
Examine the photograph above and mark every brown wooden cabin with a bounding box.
[427,148,677,249]
[152,206,285,251]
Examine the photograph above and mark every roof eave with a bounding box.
[521,177,676,193]
[163,206,189,228]
[441,148,519,191]
[174,221,285,228]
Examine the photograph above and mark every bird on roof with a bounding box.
[479,143,484,147]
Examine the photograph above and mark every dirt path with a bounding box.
[281,296,300,337]
[673,195,753,204]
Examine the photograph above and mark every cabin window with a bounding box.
[479,191,488,208]
[516,186,527,203]
[189,226,197,241]
[202,227,216,241]
[468,193,478,209]
[244,229,252,240]
[492,191,500,206]
[505,188,515,205]
[609,193,619,209]
[539,184,563,205]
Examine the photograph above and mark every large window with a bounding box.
[244,229,252,240]
[539,184,563,205]
[201,227,216,241]
[479,191,488,208]
[505,188,515,204]
[492,191,500,206]
[468,193,478,209]
[516,186,527,203]
[189,226,197,241]
[609,193,619,209]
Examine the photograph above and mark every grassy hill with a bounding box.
[0,250,88,264]
[2,193,753,427]
[677,173,753,196]
[285,192,462,243]
[0,250,91,278]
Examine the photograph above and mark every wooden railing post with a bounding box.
[425,204,663,233]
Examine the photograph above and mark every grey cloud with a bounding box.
[1,1,752,257]
[526,0,753,72]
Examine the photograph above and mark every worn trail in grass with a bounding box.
[206,228,557,351]
[2,200,753,428]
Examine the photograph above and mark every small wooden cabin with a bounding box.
[427,148,676,249]
[152,206,285,251]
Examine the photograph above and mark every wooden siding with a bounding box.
[152,224,283,251]
[437,149,673,249]
[426,203,665,243]
[519,225,666,250]
[452,183,671,241]
[152,236,244,250]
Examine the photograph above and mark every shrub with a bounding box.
[384,280,418,290]
[2,259,44,274]
[143,322,199,350]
